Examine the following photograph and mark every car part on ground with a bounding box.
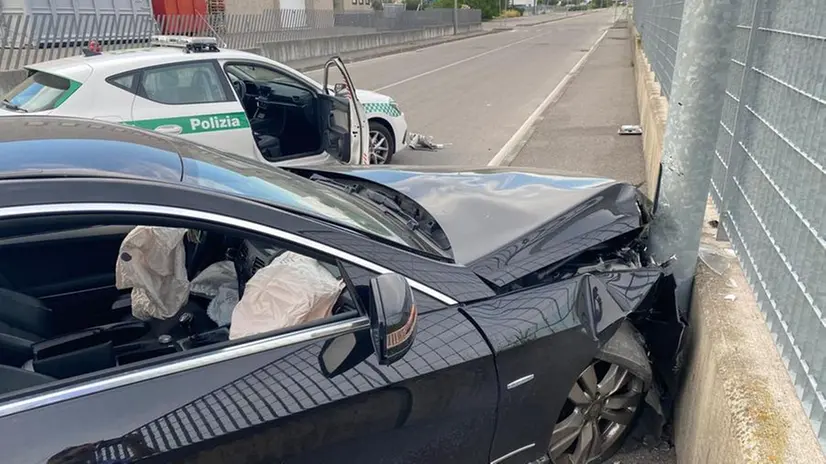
[406,132,444,151]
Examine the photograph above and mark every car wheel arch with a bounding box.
[368,117,396,145]
[596,320,654,389]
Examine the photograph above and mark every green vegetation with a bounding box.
[499,8,522,17]
[432,0,500,19]
[588,0,616,7]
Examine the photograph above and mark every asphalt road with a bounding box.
[305,10,616,166]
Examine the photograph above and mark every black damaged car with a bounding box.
[0,116,684,464]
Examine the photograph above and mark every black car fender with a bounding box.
[461,269,664,463]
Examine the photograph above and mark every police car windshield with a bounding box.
[176,141,438,254]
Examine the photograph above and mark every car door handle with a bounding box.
[154,124,183,135]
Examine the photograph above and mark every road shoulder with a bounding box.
[506,21,646,190]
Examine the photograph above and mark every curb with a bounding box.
[290,28,505,72]
[487,26,610,166]
[485,10,591,29]
[513,11,590,27]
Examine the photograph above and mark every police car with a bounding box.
[0,35,409,165]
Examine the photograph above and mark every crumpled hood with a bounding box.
[307,165,646,286]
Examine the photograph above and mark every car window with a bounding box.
[140,62,228,105]
[226,63,306,87]
[182,155,417,246]
[109,73,137,92]
[2,71,78,112]
[0,216,361,400]
[171,139,446,257]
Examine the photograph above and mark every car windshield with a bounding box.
[227,64,296,84]
[175,140,442,256]
[2,72,77,113]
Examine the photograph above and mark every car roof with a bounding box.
[0,115,432,254]
[0,115,293,185]
[27,46,265,82]
[0,116,185,182]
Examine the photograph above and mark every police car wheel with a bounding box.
[368,121,394,165]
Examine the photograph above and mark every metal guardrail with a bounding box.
[0,8,482,71]
[634,0,826,449]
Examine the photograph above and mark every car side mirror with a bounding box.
[333,82,347,95]
[368,273,417,365]
[318,331,373,378]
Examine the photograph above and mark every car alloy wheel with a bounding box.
[368,122,393,164]
[549,360,644,464]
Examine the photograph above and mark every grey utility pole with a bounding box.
[453,0,459,35]
[647,0,743,311]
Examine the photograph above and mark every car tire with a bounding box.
[369,120,395,165]
[548,322,651,464]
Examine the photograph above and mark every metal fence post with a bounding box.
[647,0,744,310]
[453,0,458,35]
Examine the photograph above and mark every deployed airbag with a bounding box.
[229,251,344,340]
[116,226,189,321]
[190,260,239,327]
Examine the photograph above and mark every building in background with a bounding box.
[0,0,151,15]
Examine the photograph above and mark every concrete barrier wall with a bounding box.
[631,28,667,200]
[676,203,826,464]
[259,24,481,64]
[0,24,480,96]
[630,25,826,464]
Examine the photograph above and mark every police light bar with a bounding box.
[149,35,220,52]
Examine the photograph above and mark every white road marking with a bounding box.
[303,28,508,77]
[487,28,610,167]
[372,23,575,92]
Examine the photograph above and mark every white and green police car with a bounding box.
[0,36,409,165]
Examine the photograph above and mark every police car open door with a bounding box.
[322,57,370,165]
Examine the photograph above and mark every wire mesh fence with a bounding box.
[632,0,684,99]
[0,8,482,71]
[634,0,826,449]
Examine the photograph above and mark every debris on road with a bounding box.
[406,132,445,150]
[619,124,643,135]
[698,244,729,275]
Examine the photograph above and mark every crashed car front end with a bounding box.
[455,194,685,464]
[299,165,688,441]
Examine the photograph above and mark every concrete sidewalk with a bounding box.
[506,22,675,464]
[508,22,645,189]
